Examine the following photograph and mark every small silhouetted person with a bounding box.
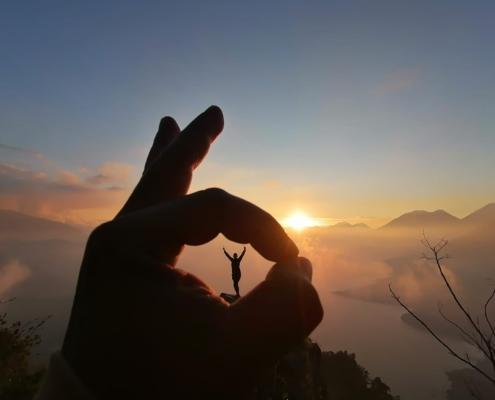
[223,246,246,296]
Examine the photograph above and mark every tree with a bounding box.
[320,350,399,400]
[389,235,495,397]
[255,340,399,399]
[0,299,48,400]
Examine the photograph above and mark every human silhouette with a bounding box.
[223,246,246,296]
[36,106,323,400]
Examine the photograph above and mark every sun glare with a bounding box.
[282,212,319,231]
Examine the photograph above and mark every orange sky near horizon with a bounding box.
[1,142,493,229]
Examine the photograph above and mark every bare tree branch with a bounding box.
[389,284,495,385]
[421,233,495,366]
[484,288,495,341]
[437,304,491,360]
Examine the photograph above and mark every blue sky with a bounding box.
[1,1,494,225]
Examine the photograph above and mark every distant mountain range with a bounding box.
[331,222,370,229]
[0,209,88,241]
[1,204,494,237]
[379,209,460,230]
[327,203,495,231]
[0,205,494,370]
[379,203,495,230]
[462,203,495,225]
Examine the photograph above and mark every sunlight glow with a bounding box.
[282,211,321,231]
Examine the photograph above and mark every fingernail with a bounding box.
[204,105,224,136]
[158,116,177,131]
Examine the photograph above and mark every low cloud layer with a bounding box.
[0,144,135,225]
[0,259,30,297]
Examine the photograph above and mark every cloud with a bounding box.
[85,162,133,186]
[375,67,420,95]
[0,144,135,225]
[57,171,81,185]
[0,143,47,162]
[0,259,31,297]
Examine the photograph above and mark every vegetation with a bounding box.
[0,298,399,400]
[256,339,399,399]
[0,299,48,400]
[320,350,399,400]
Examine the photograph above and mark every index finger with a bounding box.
[111,188,298,262]
[119,106,223,215]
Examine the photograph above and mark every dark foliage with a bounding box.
[0,300,48,400]
[255,340,399,400]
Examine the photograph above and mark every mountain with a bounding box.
[332,222,370,229]
[462,203,495,226]
[380,209,460,230]
[0,209,88,241]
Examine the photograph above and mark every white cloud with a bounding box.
[0,259,31,297]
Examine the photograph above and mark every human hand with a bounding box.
[62,106,323,399]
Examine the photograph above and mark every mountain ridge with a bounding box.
[1,203,495,235]
[0,209,88,241]
[379,203,495,230]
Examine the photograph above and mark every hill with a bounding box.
[380,209,460,230]
[332,222,370,229]
[462,203,495,226]
[0,209,87,241]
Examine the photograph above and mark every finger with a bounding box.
[116,116,180,218]
[118,106,223,215]
[166,104,223,169]
[265,256,313,282]
[143,116,180,173]
[216,258,323,388]
[110,188,298,263]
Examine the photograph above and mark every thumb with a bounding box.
[219,257,323,382]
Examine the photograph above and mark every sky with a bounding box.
[1,0,494,226]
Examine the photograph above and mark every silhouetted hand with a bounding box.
[62,106,323,399]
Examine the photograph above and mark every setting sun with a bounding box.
[282,212,320,231]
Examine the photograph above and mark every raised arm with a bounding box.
[239,246,247,261]
[223,247,233,261]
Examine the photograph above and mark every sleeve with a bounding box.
[35,352,95,400]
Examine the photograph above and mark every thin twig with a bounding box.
[484,288,495,340]
[437,305,491,360]
[422,234,495,366]
[389,284,495,385]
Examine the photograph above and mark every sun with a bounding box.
[282,211,319,231]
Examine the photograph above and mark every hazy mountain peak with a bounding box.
[331,221,370,229]
[333,221,353,228]
[462,203,495,225]
[380,209,460,230]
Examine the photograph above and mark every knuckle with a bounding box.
[202,187,229,201]
[87,221,113,248]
